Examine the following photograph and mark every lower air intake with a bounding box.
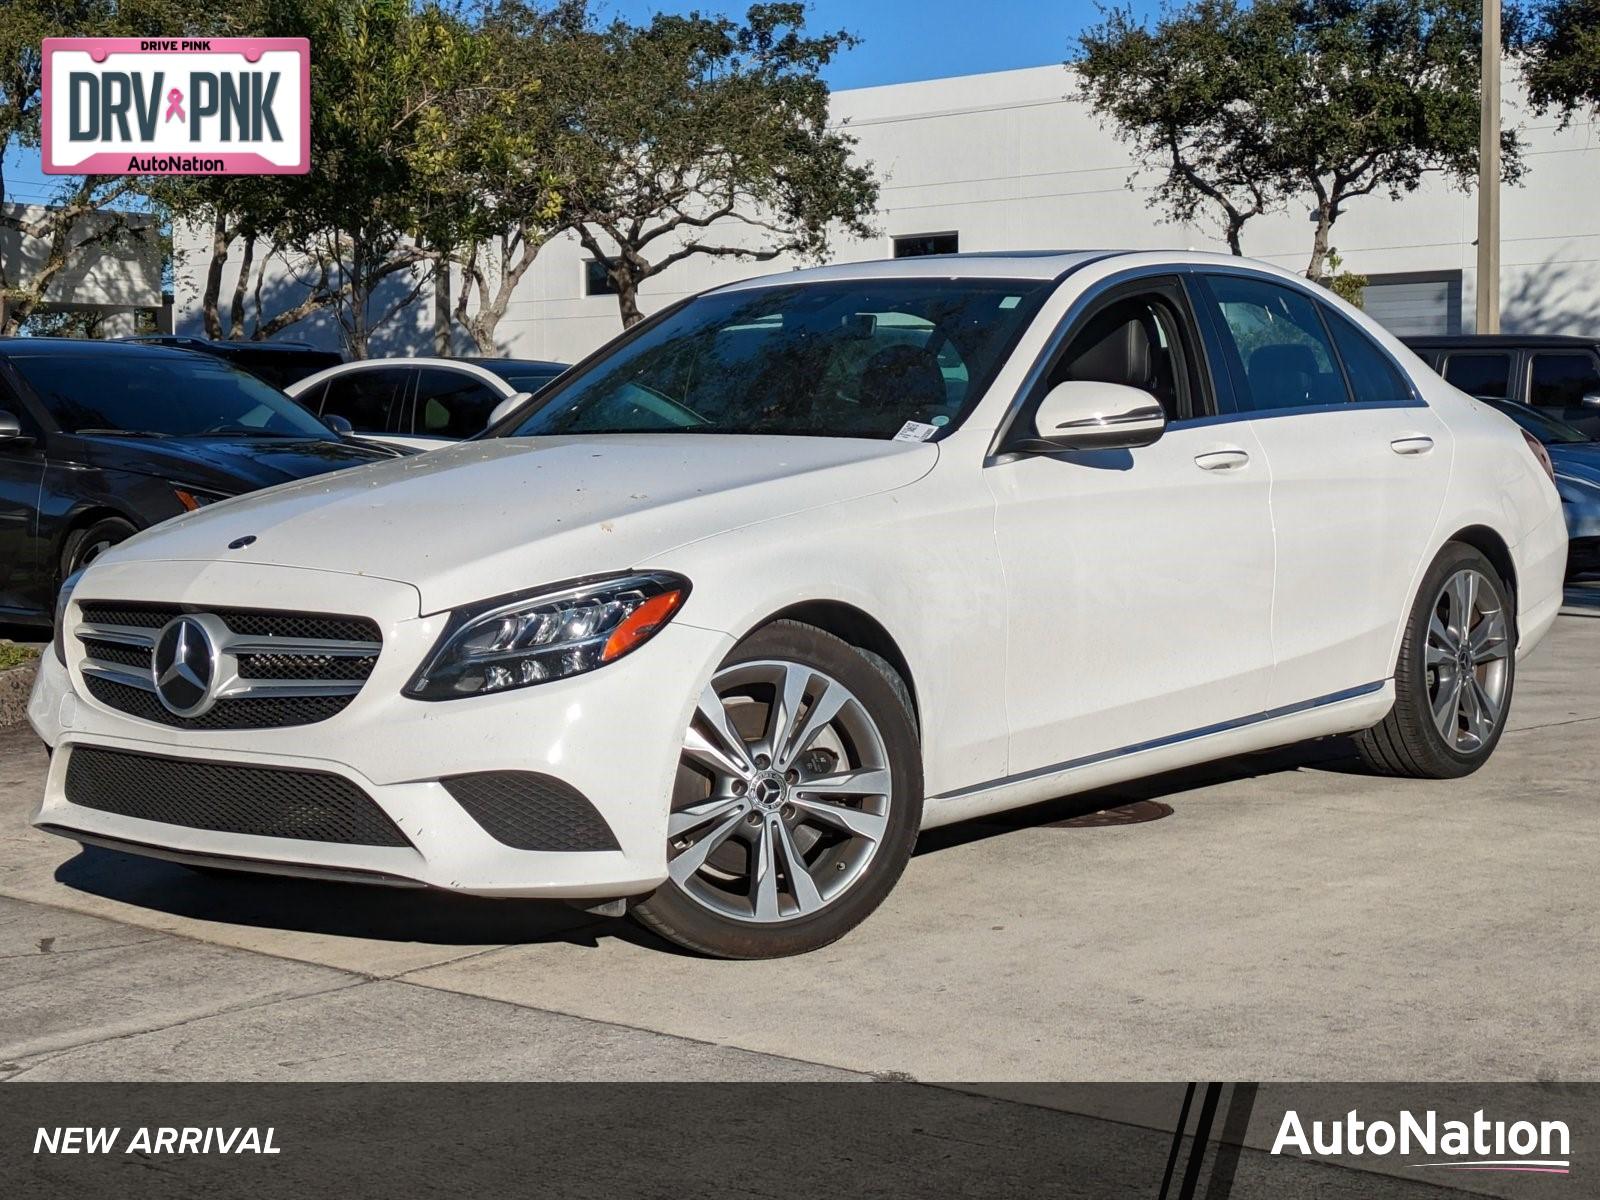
[441,771,619,852]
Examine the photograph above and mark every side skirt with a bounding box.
[920,681,1394,830]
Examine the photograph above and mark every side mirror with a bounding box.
[0,409,34,447]
[1016,381,1167,453]
[324,414,354,436]
[1581,392,1600,410]
[487,391,533,429]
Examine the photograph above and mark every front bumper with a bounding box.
[29,559,733,898]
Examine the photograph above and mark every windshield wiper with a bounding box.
[74,428,172,439]
[180,428,301,439]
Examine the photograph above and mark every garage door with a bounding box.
[1360,274,1462,336]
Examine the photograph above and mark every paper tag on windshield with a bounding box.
[893,421,939,443]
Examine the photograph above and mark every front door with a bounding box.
[987,278,1277,774]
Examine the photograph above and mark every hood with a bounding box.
[74,433,397,493]
[99,434,938,613]
[1548,442,1600,489]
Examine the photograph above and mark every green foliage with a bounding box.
[549,1,881,325]
[1076,0,1524,277]
[0,642,42,672]
[1517,0,1600,123]
[1320,250,1369,307]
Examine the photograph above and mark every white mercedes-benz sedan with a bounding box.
[29,251,1567,958]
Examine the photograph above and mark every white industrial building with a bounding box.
[174,64,1600,359]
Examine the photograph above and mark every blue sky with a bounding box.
[4,0,1151,203]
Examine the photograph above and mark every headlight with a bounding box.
[404,572,690,700]
[53,569,84,665]
[170,484,232,511]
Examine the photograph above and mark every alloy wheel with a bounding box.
[666,659,893,923]
[1424,567,1511,753]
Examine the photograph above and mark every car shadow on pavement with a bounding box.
[52,847,614,949]
[914,735,1363,855]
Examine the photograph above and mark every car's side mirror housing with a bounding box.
[1013,381,1167,453]
[0,409,34,448]
[324,414,354,436]
[487,391,534,429]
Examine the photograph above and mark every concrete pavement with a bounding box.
[1,607,1596,1082]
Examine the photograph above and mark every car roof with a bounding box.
[713,250,1122,289]
[1403,334,1599,348]
[0,336,208,361]
[460,357,568,372]
[125,336,337,355]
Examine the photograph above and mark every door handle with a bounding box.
[1390,436,1434,456]
[1194,448,1250,472]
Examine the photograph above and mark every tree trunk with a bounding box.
[615,275,644,328]
[202,212,230,339]
[432,251,451,355]
[1306,200,1334,280]
[228,233,255,339]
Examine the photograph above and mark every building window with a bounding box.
[893,232,959,259]
[584,259,619,296]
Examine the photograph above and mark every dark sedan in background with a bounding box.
[0,339,396,627]
[122,336,344,391]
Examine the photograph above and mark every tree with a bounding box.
[1076,0,1525,280]
[552,2,879,328]
[0,1,190,334]
[1517,0,1600,124]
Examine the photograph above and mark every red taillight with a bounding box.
[1521,429,1556,483]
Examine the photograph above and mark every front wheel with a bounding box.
[1356,544,1514,778]
[631,621,922,959]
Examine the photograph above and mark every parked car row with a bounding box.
[1406,334,1600,578]
[25,251,1568,958]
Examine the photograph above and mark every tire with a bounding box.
[61,516,136,580]
[1356,544,1515,778]
[631,620,922,959]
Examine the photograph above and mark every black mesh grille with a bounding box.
[84,676,354,730]
[442,772,619,852]
[237,653,374,681]
[65,746,410,847]
[80,639,151,669]
[78,602,379,644]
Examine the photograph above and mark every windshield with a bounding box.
[12,350,335,439]
[1483,397,1591,444]
[498,278,1052,440]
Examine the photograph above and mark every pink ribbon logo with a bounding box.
[164,88,185,123]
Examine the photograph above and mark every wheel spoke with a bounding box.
[668,796,744,839]
[684,686,755,780]
[790,796,888,842]
[1470,610,1510,663]
[777,680,850,768]
[762,662,811,759]
[775,819,825,915]
[1468,675,1500,738]
[751,818,780,920]
[1425,612,1456,667]
[1430,667,1461,738]
[666,810,745,885]
[794,767,891,797]
[1458,678,1487,747]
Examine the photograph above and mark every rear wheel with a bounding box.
[1356,544,1514,778]
[631,621,922,959]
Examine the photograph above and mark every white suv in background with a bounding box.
[287,357,568,451]
[31,251,1566,958]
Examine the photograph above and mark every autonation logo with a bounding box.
[1272,1108,1572,1175]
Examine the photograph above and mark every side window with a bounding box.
[1442,353,1511,400]
[320,368,411,434]
[1044,289,1200,421]
[1200,275,1346,411]
[1323,309,1412,405]
[413,369,503,438]
[1529,352,1600,409]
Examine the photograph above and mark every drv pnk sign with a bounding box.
[42,38,309,175]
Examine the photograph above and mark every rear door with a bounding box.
[1193,272,1452,708]
[411,367,507,440]
[318,367,415,439]
[1527,348,1600,437]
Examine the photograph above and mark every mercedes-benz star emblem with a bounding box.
[152,616,219,717]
